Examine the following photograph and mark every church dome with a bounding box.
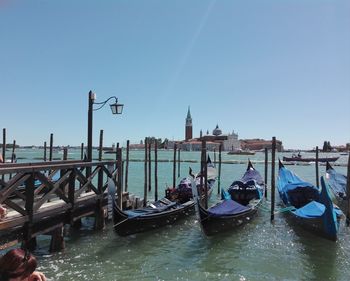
[212,124,222,136]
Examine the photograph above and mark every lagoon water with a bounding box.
[2,149,350,280]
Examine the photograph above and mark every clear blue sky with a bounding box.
[0,0,349,149]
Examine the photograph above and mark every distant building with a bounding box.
[240,139,283,152]
[185,106,193,141]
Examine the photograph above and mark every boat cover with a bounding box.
[278,167,319,205]
[124,201,178,218]
[207,199,250,217]
[292,201,325,218]
[241,168,264,186]
[326,166,347,196]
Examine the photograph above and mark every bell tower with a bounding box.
[185,106,193,141]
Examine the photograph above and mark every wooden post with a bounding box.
[270,137,276,221]
[63,147,68,161]
[11,140,16,162]
[173,143,177,188]
[44,141,47,161]
[217,143,222,194]
[315,146,319,187]
[117,148,123,209]
[98,130,103,161]
[264,147,268,198]
[214,148,216,165]
[144,138,148,207]
[2,128,6,163]
[203,141,208,209]
[125,140,130,192]
[177,147,180,178]
[148,142,152,192]
[80,143,84,160]
[346,152,350,226]
[49,133,53,161]
[49,227,65,252]
[23,173,36,251]
[154,141,158,201]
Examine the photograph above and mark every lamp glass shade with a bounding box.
[110,103,124,114]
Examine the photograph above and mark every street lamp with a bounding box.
[87,90,124,162]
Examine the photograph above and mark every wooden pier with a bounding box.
[0,159,122,251]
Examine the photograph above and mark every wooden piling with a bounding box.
[148,141,152,192]
[315,146,319,187]
[270,137,276,221]
[49,133,53,161]
[2,128,6,163]
[44,141,47,161]
[125,140,130,192]
[23,173,36,250]
[94,130,105,230]
[63,147,68,161]
[217,143,222,194]
[264,147,268,198]
[203,141,208,209]
[173,143,177,188]
[117,148,123,209]
[80,143,84,160]
[154,141,158,201]
[49,227,65,252]
[177,147,180,178]
[144,138,148,207]
[214,148,216,165]
[346,152,350,226]
[11,140,16,163]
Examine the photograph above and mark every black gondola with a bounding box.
[113,156,217,236]
[192,161,265,236]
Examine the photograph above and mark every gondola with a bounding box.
[112,156,217,236]
[192,161,264,236]
[278,160,343,241]
[326,161,347,214]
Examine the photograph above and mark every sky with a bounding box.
[0,0,349,149]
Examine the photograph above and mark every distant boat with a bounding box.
[191,161,264,236]
[227,150,255,155]
[277,160,343,241]
[326,161,347,214]
[282,154,339,163]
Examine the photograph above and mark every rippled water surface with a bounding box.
[2,149,350,280]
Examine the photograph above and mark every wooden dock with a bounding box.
[0,159,122,251]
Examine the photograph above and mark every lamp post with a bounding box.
[87,90,124,163]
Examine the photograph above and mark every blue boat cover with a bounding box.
[241,168,264,186]
[277,167,319,205]
[326,167,347,196]
[208,199,250,217]
[320,176,339,234]
[293,201,325,218]
[125,201,178,218]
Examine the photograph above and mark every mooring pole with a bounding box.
[203,141,208,209]
[11,140,16,163]
[98,130,103,161]
[125,140,130,192]
[177,147,181,178]
[173,143,177,188]
[346,152,350,226]
[264,147,268,198]
[217,143,222,194]
[80,143,84,160]
[44,141,47,161]
[154,141,158,201]
[117,148,123,209]
[270,137,276,221]
[315,146,319,187]
[49,133,53,161]
[148,141,152,192]
[2,128,6,164]
[144,138,148,207]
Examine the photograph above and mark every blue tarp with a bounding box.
[207,199,250,217]
[292,201,325,218]
[241,168,264,186]
[327,167,347,196]
[124,201,178,218]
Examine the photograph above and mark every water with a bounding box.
[2,149,350,280]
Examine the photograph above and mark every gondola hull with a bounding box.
[198,203,259,236]
[113,201,195,236]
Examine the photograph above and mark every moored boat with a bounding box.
[192,161,264,236]
[277,160,342,241]
[282,154,339,163]
[326,161,347,214]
